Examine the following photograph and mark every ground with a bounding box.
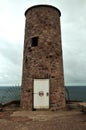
[0,109,86,130]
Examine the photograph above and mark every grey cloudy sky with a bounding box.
[0,0,86,86]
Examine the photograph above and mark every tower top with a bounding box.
[25,4,61,17]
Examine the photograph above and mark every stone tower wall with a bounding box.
[21,5,66,110]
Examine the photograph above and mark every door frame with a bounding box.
[32,79,50,110]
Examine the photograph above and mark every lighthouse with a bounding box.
[21,5,66,110]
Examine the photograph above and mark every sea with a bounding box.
[0,86,86,103]
[0,86,21,104]
[65,86,86,102]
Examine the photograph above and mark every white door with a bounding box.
[33,79,49,109]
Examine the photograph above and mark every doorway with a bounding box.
[33,79,49,109]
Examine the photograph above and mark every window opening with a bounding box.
[32,37,38,47]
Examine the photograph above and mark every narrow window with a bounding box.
[32,37,38,47]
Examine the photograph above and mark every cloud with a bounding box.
[0,40,23,86]
[0,0,24,85]
[0,40,23,65]
[60,0,86,85]
[0,0,86,85]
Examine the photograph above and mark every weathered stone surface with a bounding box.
[21,5,66,110]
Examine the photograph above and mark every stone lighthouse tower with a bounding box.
[21,5,66,110]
